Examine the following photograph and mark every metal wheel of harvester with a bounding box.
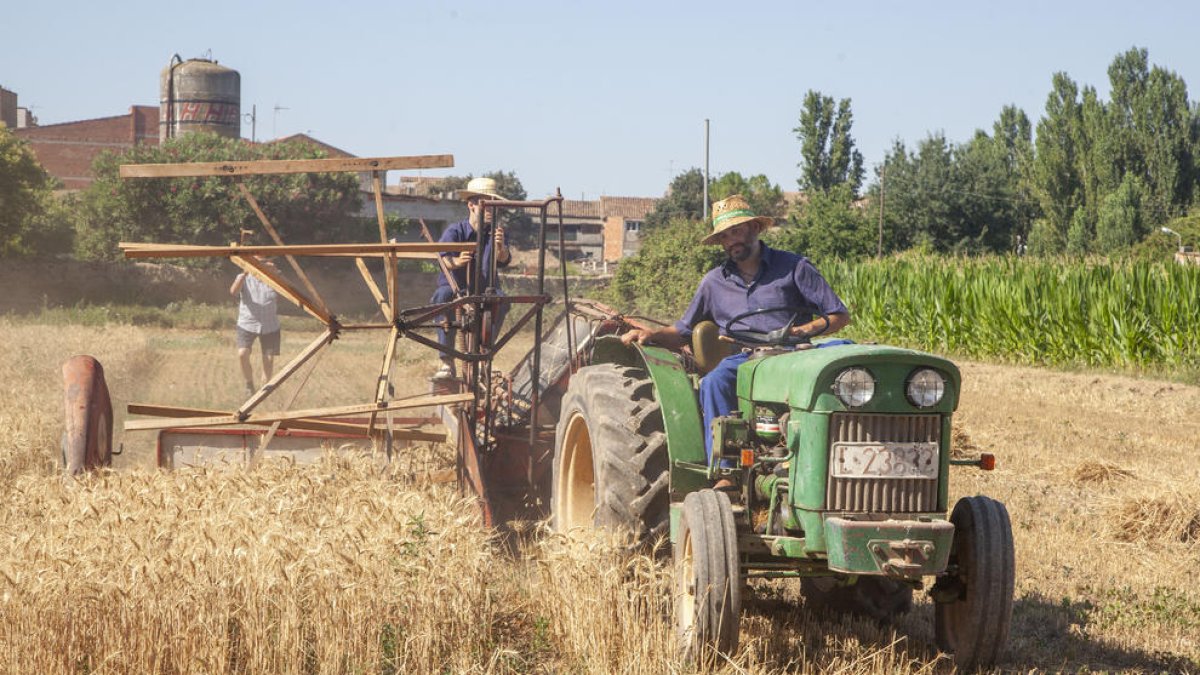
[61,355,114,475]
[934,495,1015,671]
[551,364,669,545]
[675,489,741,663]
[800,574,914,622]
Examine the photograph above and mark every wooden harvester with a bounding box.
[61,153,651,526]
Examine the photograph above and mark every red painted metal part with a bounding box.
[61,355,114,475]
[153,416,439,467]
[456,408,494,526]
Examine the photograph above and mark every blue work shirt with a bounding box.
[435,219,510,290]
[675,244,848,339]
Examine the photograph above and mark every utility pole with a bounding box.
[876,167,885,259]
[703,119,710,220]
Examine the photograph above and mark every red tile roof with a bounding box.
[600,196,656,219]
[268,133,354,158]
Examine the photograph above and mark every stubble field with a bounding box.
[0,313,1197,673]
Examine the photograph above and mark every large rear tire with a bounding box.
[61,355,114,475]
[551,364,669,545]
[675,489,741,663]
[801,575,914,622]
[934,495,1015,671]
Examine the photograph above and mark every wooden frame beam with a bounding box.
[232,255,334,325]
[127,404,445,442]
[420,218,460,294]
[354,257,390,319]
[237,329,335,417]
[119,155,454,178]
[126,393,475,432]
[235,181,330,316]
[121,241,473,259]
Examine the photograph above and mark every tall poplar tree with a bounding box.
[794,91,865,195]
[1028,73,1085,254]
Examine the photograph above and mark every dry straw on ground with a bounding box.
[1073,460,1136,484]
[1108,492,1200,544]
[2,319,1200,672]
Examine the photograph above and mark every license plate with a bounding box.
[831,442,939,479]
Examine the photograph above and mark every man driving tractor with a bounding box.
[620,194,851,478]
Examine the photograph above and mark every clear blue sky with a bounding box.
[4,0,1197,200]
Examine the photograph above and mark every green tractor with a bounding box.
[550,308,1014,670]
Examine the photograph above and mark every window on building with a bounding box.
[625,220,642,232]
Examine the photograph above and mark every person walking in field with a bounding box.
[230,259,281,396]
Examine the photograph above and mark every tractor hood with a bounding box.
[737,342,961,414]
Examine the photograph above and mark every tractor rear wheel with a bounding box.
[675,489,741,663]
[61,355,114,475]
[551,364,669,546]
[934,495,1015,671]
[800,575,914,622]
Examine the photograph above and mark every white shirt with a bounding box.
[236,275,280,334]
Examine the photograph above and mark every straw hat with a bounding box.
[457,176,506,201]
[701,194,776,245]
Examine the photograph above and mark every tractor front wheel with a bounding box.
[675,489,741,663]
[934,495,1015,671]
[551,364,669,546]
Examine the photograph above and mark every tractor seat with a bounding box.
[691,321,737,375]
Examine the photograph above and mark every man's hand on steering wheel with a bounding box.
[723,306,831,347]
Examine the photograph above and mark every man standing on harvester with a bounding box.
[620,195,851,477]
[430,176,513,379]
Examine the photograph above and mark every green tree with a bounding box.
[1094,174,1146,252]
[1106,47,1196,224]
[1028,72,1085,253]
[866,114,1033,256]
[870,135,959,252]
[75,133,362,261]
[794,91,864,195]
[774,184,874,262]
[1065,207,1091,256]
[992,105,1041,247]
[0,127,62,257]
[644,168,706,230]
[709,171,785,218]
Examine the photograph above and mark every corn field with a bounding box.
[827,256,1200,373]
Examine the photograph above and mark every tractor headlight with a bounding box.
[905,368,946,408]
[832,367,875,408]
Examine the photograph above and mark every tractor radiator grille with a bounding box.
[824,413,941,513]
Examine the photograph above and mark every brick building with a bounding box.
[0,87,17,129]
[13,105,159,189]
[531,196,656,262]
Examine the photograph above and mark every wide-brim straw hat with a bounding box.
[457,176,506,201]
[701,194,776,245]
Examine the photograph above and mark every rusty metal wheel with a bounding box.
[675,489,741,664]
[934,495,1015,671]
[61,355,114,475]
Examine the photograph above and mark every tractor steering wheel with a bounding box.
[723,306,830,347]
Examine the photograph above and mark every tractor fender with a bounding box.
[590,336,708,496]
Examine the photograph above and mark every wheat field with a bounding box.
[1,314,1198,673]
